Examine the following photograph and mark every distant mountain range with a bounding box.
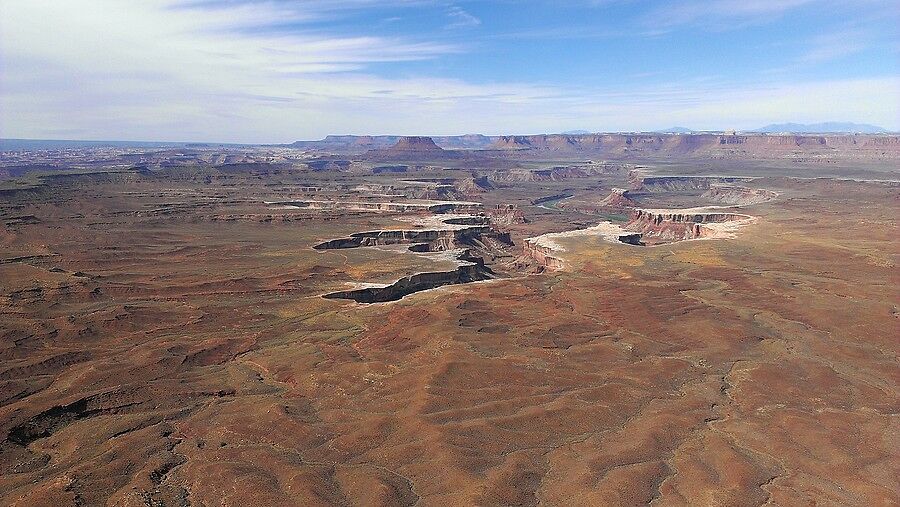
[654,127,694,134]
[748,122,889,134]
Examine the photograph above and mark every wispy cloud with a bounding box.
[445,5,481,29]
[642,0,820,29]
[801,29,870,63]
[641,0,900,32]
[797,8,899,64]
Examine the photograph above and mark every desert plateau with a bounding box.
[0,132,898,505]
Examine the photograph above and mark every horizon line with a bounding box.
[3,129,898,148]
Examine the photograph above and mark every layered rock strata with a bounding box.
[623,209,754,244]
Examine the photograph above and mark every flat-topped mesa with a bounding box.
[365,136,466,161]
[631,174,753,193]
[625,209,752,244]
[389,136,444,152]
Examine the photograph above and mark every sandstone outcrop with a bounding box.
[522,239,565,270]
[623,209,753,244]
[598,188,639,208]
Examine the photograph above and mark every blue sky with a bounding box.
[1,0,898,142]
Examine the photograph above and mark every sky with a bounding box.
[1,0,898,143]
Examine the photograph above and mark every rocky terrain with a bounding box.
[0,140,897,506]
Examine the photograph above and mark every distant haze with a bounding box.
[654,127,695,134]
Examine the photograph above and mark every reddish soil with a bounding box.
[0,155,897,506]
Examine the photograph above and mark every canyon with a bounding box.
[311,210,521,302]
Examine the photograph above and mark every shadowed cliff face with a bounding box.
[522,240,565,270]
[323,252,494,303]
